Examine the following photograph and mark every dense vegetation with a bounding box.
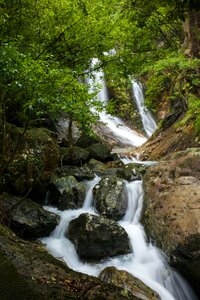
[0,0,200,172]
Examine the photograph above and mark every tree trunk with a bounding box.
[183,10,200,58]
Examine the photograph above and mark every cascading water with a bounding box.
[42,174,197,300]
[132,80,157,137]
[87,59,147,147]
[41,60,197,300]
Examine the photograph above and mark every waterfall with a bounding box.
[87,59,147,147]
[41,61,197,300]
[41,175,197,300]
[132,80,157,137]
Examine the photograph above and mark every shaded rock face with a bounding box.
[60,146,89,166]
[93,176,127,220]
[99,267,159,300]
[0,224,136,300]
[67,213,131,260]
[59,165,95,181]
[86,143,112,162]
[48,176,86,210]
[116,163,148,181]
[142,148,200,296]
[75,134,99,148]
[0,193,59,239]
[3,126,59,200]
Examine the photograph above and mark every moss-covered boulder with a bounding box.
[86,158,118,176]
[48,176,86,210]
[58,165,95,181]
[0,223,138,299]
[86,143,112,162]
[0,193,59,239]
[67,213,131,260]
[93,176,127,221]
[2,125,59,200]
[142,148,200,296]
[99,267,159,300]
[116,163,148,181]
[60,146,89,166]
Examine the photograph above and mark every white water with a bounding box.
[132,80,157,137]
[41,60,197,299]
[41,176,197,300]
[87,58,147,147]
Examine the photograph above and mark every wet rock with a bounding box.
[86,143,112,161]
[86,158,117,176]
[142,148,200,296]
[99,267,159,300]
[0,193,59,239]
[93,176,127,220]
[60,146,89,166]
[75,134,99,148]
[59,165,95,181]
[67,213,131,260]
[0,223,136,299]
[116,163,148,181]
[6,127,60,200]
[48,176,86,210]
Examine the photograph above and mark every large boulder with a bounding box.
[75,134,100,148]
[142,148,200,296]
[116,163,148,181]
[99,267,159,300]
[3,125,59,200]
[0,223,137,300]
[86,158,118,176]
[86,143,112,161]
[60,146,89,166]
[67,213,131,260]
[0,193,59,239]
[93,176,127,220]
[48,176,86,210]
[59,165,95,181]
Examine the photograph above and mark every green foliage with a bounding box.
[143,54,200,130]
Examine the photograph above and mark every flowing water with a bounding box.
[42,176,197,300]
[132,80,157,137]
[41,62,197,299]
[87,58,147,147]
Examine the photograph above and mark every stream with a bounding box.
[41,62,197,300]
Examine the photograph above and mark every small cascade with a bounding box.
[42,173,197,300]
[132,80,157,137]
[87,59,147,147]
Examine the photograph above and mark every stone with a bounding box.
[59,165,95,181]
[48,176,86,210]
[0,193,59,239]
[142,148,200,296]
[99,267,159,300]
[0,223,136,299]
[116,163,148,181]
[3,125,59,200]
[67,213,131,260]
[60,146,89,166]
[86,143,112,161]
[93,176,127,220]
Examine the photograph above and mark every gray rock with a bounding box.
[48,176,86,210]
[60,146,89,165]
[0,193,59,239]
[60,165,95,180]
[116,163,148,181]
[86,143,112,161]
[93,176,127,220]
[67,213,131,260]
